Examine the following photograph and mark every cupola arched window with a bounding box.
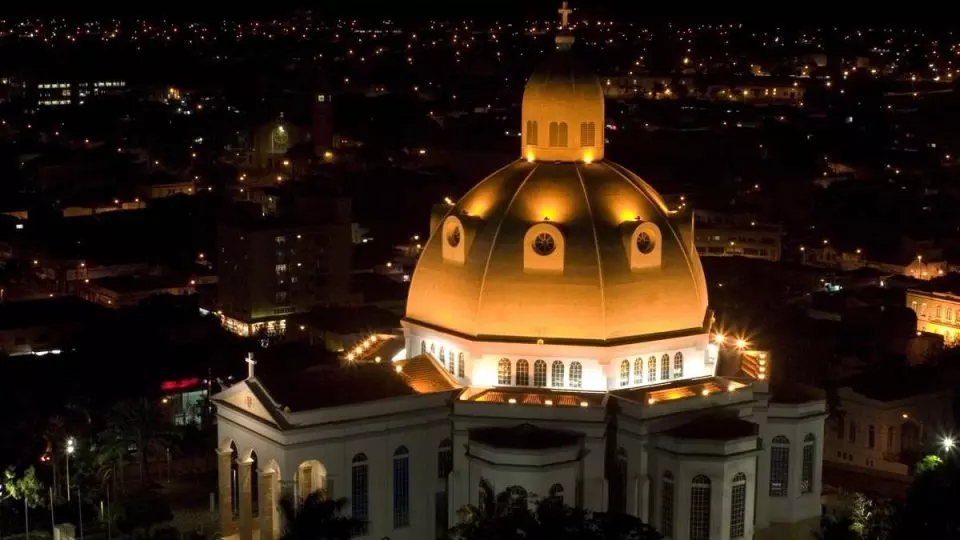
[673,352,684,378]
[569,361,582,388]
[648,356,657,382]
[690,475,711,540]
[516,359,530,385]
[730,472,747,538]
[497,358,512,385]
[620,359,630,387]
[448,351,455,374]
[660,354,670,380]
[551,361,565,388]
[770,435,790,497]
[580,122,596,147]
[801,434,816,494]
[458,353,465,378]
[533,360,547,387]
[421,341,426,355]
[634,358,643,384]
[526,120,538,145]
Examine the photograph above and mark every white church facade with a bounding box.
[214,8,827,540]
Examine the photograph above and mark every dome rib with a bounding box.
[475,164,541,320]
[603,161,706,308]
[574,164,606,333]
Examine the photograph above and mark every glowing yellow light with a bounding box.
[375,356,382,363]
[526,151,535,163]
[395,365,403,373]
[544,400,553,406]
[701,389,710,396]
[714,333,726,345]
[736,338,748,350]
[580,401,588,407]
[508,398,517,404]
[647,397,656,405]
[346,353,354,361]
[582,151,594,164]
[727,383,737,392]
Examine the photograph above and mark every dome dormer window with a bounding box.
[442,215,471,264]
[532,233,556,256]
[524,223,564,272]
[636,231,655,254]
[621,220,663,271]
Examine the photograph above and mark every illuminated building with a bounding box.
[694,213,782,262]
[34,80,127,107]
[907,288,960,344]
[229,113,307,185]
[214,8,825,540]
[312,93,335,154]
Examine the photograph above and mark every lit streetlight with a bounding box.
[65,437,76,501]
[943,436,955,452]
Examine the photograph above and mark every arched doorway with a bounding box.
[230,442,239,516]
[249,450,260,516]
[296,459,327,500]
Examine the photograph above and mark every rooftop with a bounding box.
[664,415,759,441]
[844,365,947,402]
[469,423,581,450]
[461,387,606,408]
[0,296,110,330]
[612,377,747,405]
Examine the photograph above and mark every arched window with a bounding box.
[620,359,630,387]
[421,341,426,355]
[250,451,260,516]
[458,353,465,378]
[580,122,596,147]
[505,485,528,509]
[661,354,670,380]
[634,358,643,384]
[730,472,747,538]
[351,453,369,531]
[439,347,445,363]
[497,358,512,385]
[478,479,493,513]
[661,471,675,538]
[558,122,568,147]
[549,483,564,499]
[690,475,711,540]
[801,434,815,494]
[534,360,547,387]
[393,446,410,527]
[569,361,582,388]
[551,361,565,388]
[549,122,559,146]
[613,447,628,513]
[526,120,538,145]
[430,343,435,355]
[438,439,452,479]
[673,352,684,378]
[770,435,790,497]
[648,356,657,382]
[448,351,455,374]
[516,359,530,386]
[229,442,239,517]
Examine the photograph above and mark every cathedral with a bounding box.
[214,8,826,540]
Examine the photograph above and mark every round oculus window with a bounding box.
[532,232,556,256]
[636,231,655,254]
[447,225,462,248]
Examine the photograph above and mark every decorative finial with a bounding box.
[558,1,572,28]
[246,352,257,379]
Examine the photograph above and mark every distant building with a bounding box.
[216,190,353,337]
[80,275,197,309]
[906,288,960,344]
[801,245,866,272]
[693,211,782,262]
[0,297,108,356]
[33,79,127,107]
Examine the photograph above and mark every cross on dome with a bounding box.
[558,1,572,28]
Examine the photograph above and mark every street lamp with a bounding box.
[942,436,955,452]
[65,437,76,501]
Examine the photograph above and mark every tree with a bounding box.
[278,491,363,540]
[895,456,960,538]
[101,398,179,486]
[914,454,944,475]
[2,466,44,508]
[115,489,173,538]
[451,488,662,540]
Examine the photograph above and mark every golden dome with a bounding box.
[405,161,709,343]
[521,49,605,163]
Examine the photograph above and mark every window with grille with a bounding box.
[393,446,410,528]
[533,360,547,387]
[801,434,815,494]
[497,358,512,385]
[516,359,530,385]
[458,353,465,378]
[439,347,445,364]
[558,122,568,147]
[620,359,630,387]
[661,354,670,380]
[448,351,455,374]
[526,120,538,145]
[438,439,452,479]
[673,352,684,377]
[421,341,426,355]
[661,471,674,538]
[569,362,582,388]
[689,475,711,540]
[549,122,559,146]
[580,122,596,147]
[634,358,643,384]
[352,454,369,533]
[730,473,746,538]
[648,356,657,382]
[770,435,790,497]
[551,361,565,388]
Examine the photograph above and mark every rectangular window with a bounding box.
[580,122,595,147]
[936,305,943,319]
[868,425,876,449]
[352,464,369,533]
[730,482,746,538]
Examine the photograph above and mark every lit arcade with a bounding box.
[213,8,827,540]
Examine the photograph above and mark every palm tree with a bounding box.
[102,398,179,486]
[278,491,363,540]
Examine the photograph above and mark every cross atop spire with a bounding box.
[246,352,257,379]
[558,1,572,28]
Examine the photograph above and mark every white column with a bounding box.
[259,470,277,540]
[216,449,235,536]
[238,458,253,540]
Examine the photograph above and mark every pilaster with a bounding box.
[216,449,235,536]
[259,470,277,540]
[238,458,254,540]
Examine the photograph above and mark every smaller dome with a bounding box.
[521,48,604,163]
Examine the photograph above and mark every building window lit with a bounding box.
[730,472,747,538]
[458,353,465,378]
[569,361,582,388]
[648,356,657,382]
[801,434,815,494]
[526,120,538,145]
[633,358,642,384]
[533,360,547,387]
[516,359,530,385]
[770,435,790,497]
[689,475,711,540]
[392,446,410,528]
[551,360,565,388]
[446,351,454,374]
[497,358,512,385]
[439,347,445,364]
[660,354,670,380]
[620,359,630,387]
[580,122,595,147]
[661,471,675,538]
[673,352,684,378]
[352,454,369,533]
